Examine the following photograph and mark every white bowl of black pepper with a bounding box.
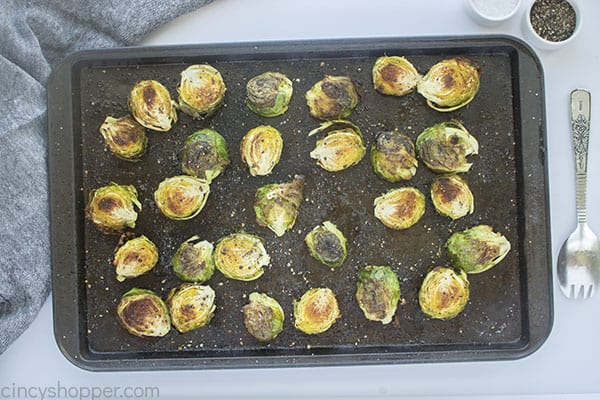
[522,0,581,50]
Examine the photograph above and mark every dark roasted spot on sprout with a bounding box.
[321,79,354,107]
[314,231,344,263]
[442,72,455,89]
[97,196,121,212]
[380,63,402,84]
[112,120,140,146]
[122,297,159,328]
[180,303,197,320]
[473,240,501,265]
[393,191,417,220]
[359,279,388,319]
[142,85,157,106]
[435,177,460,203]
[243,301,274,341]
[306,298,333,322]
[124,251,143,265]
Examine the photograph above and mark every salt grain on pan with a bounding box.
[472,0,518,18]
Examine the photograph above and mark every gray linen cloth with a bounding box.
[0,0,213,354]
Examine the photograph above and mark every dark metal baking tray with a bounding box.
[48,36,552,371]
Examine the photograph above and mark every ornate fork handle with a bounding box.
[571,89,591,223]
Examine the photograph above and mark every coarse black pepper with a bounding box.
[530,0,577,42]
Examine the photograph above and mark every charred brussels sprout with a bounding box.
[167,283,216,333]
[214,233,270,281]
[177,64,226,119]
[356,265,401,324]
[446,225,511,274]
[372,56,420,97]
[154,175,210,220]
[416,120,479,173]
[305,221,347,268]
[431,175,474,220]
[419,266,470,320]
[254,175,304,237]
[240,125,283,176]
[86,183,141,234]
[294,288,340,334]
[417,57,480,112]
[181,128,230,182]
[128,80,177,132]
[374,187,425,230]
[306,75,359,120]
[371,131,418,182]
[309,120,366,172]
[171,236,214,283]
[113,235,159,282]
[242,292,284,341]
[117,288,170,337]
[99,115,147,161]
[246,72,293,117]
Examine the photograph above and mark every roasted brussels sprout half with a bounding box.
[99,115,147,161]
[177,64,226,119]
[417,57,480,112]
[113,235,159,282]
[446,225,511,274]
[309,120,366,172]
[154,175,210,220]
[86,183,141,234]
[431,175,474,220]
[242,292,284,341]
[181,128,230,182]
[214,233,270,281]
[305,221,347,268]
[246,71,293,117]
[240,125,283,176]
[128,80,177,132]
[117,288,170,337]
[374,187,425,230]
[419,266,470,320]
[171,236,215,283]
[372,56,420,97]
[305,75,359,120]
[356,265,401,324]
[416,120,479,173]
[370,131,418,182]
[167,283,216,333]
[294,288,340,334]
[254,175,304,237]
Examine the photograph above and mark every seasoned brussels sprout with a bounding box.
[254,175,304,237]
[171,236,214,283]
[167,283,216,333]
[416,120,479,173]
[372,56,420,97]
[309,120,366,172]
[446,225,511,274]
[246,71,293,117]
[181,128,230,182]
[356,265,401,324]
[294,288,340,334]
[305,221,347,268]
[99,115,147,161]
[419,266,470,320]
[214,233,270,281]
[86,183,141,234]
[154,175,210,220]
[242,292,284,341]
[417,57,480,112]
[117,288,170,337]
[374,187,425,230]
[370,130,418,182]
[240,125,283,176]
[431,175,474,220]
[306,75,359,120]
[113,235,159,282]
[128,80,177,131]
[177,64,226,119]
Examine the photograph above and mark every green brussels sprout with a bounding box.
[113,235,159,282]
[128,80,177,132]
[431,174,474,220]
[86,183,141,234]
[374,187,425,230]
[171,236,215,283]
[154,175,210,220]
[417,57,480,112]
[246,71,293,117]
[167,283,216,333]
[309,120,366,172]
[372,56,421,97]
[370,130,418,182]
[177,64,226,119]
[294,287,340,334]
[419,266,470,320]
[214,233,270,281]
[305,221,348,268]
[242,292,285,341]
[416,120,479,173]
[181,128,230,182]
[99,115,147,161]
[240,125,283,176]
[254,175,304,237]
[117,288,170,337]
[446,225,511,274]
[356,265,401,324]
[305,75,359,120]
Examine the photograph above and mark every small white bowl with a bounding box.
[521,0,581,51]
[465,0,522,26]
